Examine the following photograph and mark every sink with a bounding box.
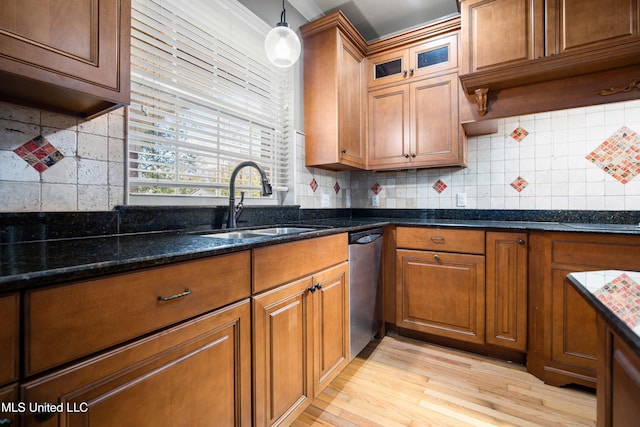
[199,226,319,240]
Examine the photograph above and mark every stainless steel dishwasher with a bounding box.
[348,227,383,361]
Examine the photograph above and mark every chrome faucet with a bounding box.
[227,161,273,228]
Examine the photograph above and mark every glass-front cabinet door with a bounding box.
[368,32,458,87]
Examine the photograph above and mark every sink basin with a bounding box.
[200,226,319,240]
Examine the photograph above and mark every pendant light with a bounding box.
[264,0,301,68]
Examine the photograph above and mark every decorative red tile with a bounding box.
[586,126,640,184]
[510,176,529,192]
[309,178,318,192]
[13,135,65,173]
[334,181,340,194]
[371,182,382,195]
[432,179,447,193]
[510,126,529,142]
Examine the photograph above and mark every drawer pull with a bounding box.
[430,237,445,243]
[434,254,440,261]
[157,289,192,302]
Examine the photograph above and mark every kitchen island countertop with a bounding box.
[3,216,640,292]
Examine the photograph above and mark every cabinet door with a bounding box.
[21,300,252,427]
[312,262,349,394]
[396,249,485,344]
[338,34,366,168]
[0,384,19,427]
[367,85,410,168]
[547,0,640,54]
[0,0,130,117]
[253,277,314,427]
[410,73,464,167]
[462,0,544,72]
[485,232,528,351]
[367,47,410,87]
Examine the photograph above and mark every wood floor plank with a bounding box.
[292,334,596,427]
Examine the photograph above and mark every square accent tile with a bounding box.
[586,126,640,184]
[510,126,529,142]
[371,183,383,195]
[309,178,318,192]
[13,135,64,173]
[334,181,341,194]
[432,179,447,193]
[510,176,529,192]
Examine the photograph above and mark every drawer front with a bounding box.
[25,251,251,376]
[397,227,485,254]
[551,233,640,268]
[253,233,348,293]
[0,293,19,385]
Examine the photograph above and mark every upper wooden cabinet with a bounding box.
[368,72,466,169]
[301,12,368,170]
[459,0,640,121]
[0,0,131,118]
[368,32,459,87]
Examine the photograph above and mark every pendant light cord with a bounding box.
[280,0,286,24]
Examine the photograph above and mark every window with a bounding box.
[128,0,293,205]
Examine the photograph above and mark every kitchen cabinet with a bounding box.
[368,72,465,169]
[367,32,459,88]
[20,299,251,427]
[596,317,640,427]
[0,0,131,118]
[16,252,252,426]
[252,234,349,426]
[459,0,640,120]
[301,11,368,170]
[485,232,528,352]
[395,227,486,344]
[253,259,349,427]
[0,293,19,427]
[367,31,466,170]
[25,252,251,376]
[528,232,640,388]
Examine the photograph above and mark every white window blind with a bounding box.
[128,0,293,204]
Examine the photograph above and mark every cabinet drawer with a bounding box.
[397,227,485,254]
[0,293,19,385]
[551,233,640,268]
[253,233,348,293]
[25,251,251,376]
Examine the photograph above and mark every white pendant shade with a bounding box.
[264,24,301,68]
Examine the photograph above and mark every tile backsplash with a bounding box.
[1,99,640,213]
[346,100,640,210]
[0,102,126,211]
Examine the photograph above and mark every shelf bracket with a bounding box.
[474,88,489,116]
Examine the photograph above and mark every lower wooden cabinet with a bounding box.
[0,293,19,386]
[396,249,485,344]
[485,232,528,352]
[597,317,640,427]
[20,300,252,427]
[253,262,349,427]
[528,232,640,388]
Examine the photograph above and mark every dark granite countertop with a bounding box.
[567,271,640,356]
[2,215,640,293]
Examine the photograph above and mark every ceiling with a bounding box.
[288,0,460,41]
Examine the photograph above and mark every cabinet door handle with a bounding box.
[404,153,410,158]
[315,283,322,290]
[518,239,525,245]
[409,68,414,75]
[341,149,347,154]
[403,69,408,76]
[0,418,13,426]
[410,153,416,158]
[307,285,316,293]
[157,289,191,301]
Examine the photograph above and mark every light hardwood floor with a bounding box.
[293,334,596,427]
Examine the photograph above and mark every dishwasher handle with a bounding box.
[349,227,383,244]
